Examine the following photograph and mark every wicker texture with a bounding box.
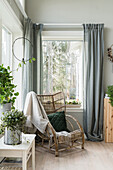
[57,130,82,143]
[37,92,84,156]
[0,168,22,170]
[37,92,66,114]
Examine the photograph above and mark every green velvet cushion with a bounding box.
[48,111,68,132]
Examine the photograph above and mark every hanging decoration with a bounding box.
[107,45,113,62]
[12,37,35,70]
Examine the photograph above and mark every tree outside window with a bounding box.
[42,40,83,104]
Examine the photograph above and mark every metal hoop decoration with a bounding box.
[107,44,113,63]
[12,37,33,63]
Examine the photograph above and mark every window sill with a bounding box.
[66,105,83,113]
[66,104,81,108]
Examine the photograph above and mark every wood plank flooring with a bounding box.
[28,141,113,170]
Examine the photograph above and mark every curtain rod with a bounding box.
[36,23,104,26]
[36,23,83,26]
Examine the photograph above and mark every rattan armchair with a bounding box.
[37,92,84,156]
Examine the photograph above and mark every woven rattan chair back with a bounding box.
[37,92,66,115]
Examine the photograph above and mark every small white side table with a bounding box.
[0,134,36,170]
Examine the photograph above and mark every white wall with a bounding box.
[26,0,113,92]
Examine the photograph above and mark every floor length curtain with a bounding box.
[22,19,43,109]
[22,18,33,109]
[35,24,43,95]
[83,24,104,141]
[33,24,43,95]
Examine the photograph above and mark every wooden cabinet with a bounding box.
[104,98,113,142]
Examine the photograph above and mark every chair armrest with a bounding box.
[65,114,84,133]
[47,122,58,141]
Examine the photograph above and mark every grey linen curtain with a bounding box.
[22,18,33,109]
[83,24,104,141]
[33,24,43,94]
[22,18,43,109]
[35,24,43,95]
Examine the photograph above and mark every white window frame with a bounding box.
[42,30,84,110]
[0,0,23,110]
[2,25,12,69]
[42,31,83,41]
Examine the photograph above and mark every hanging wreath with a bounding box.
[107,45,113,62]
[12,37,35,70]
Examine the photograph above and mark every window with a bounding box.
[42,39,83,104]
[0,0,24,110]
[2,27,12,68]
[2,26,23,110]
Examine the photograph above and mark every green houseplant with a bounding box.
[65,100,81,105]
[0,109,27,145]
[65,99,81,107]
[107,85,113,107]
[0,65,19,115]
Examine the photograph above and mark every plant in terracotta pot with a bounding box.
[0,65,19,117]
[0,109,27,145]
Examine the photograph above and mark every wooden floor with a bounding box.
[28,141,113,170]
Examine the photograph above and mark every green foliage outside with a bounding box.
[107,85,113,106]
[43,41,82,104]
[0,64,19,108]
[43,41,71,94]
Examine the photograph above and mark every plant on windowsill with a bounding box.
[65,100,81,108]
[107,85,113,107]
[0,65,19,115]
[0,109,27,145]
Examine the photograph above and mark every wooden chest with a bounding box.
[104,98,113,142]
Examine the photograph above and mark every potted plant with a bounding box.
[65,99,81,108]
[0,109,27,145]
[107,85,113,106]
[0,65,19,117]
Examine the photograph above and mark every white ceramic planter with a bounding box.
[4,127,22,145]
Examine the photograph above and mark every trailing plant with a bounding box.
[16,57,36,71]
[0,109,27,134]
[107,85,113,106]
[0,65,19,108]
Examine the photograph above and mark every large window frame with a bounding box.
[2,26,12,68]
[0,0,23,110]
[42,31,83,109]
